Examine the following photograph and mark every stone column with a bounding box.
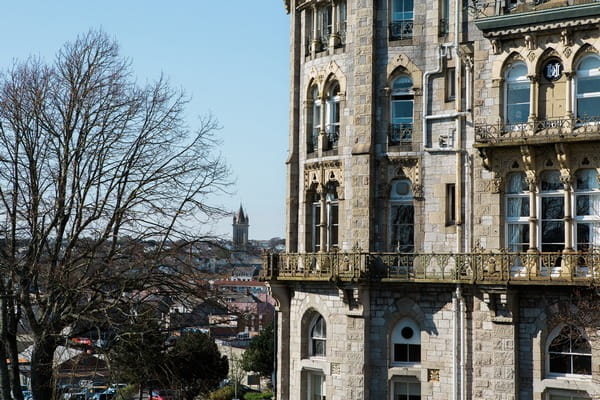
[268,283,291,400]
[526,176,538,252]
[311,5,319,56]
[561,174,574,252]
[528,75,538,123]
[329,1,339,52]
[565,72,574,119]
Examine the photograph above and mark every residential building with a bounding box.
[264,0,600,399]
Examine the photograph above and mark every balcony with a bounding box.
[389,123,413,146]
[474,0,600,33]
[326,124,339,149]
[389,20,413,41]
[474,116,600,147]
[261,251,600,285]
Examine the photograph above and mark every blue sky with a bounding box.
[0,1,290,240]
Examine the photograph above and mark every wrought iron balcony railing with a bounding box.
[474,116,600,146]
[389,123,413,145]
[389,20,414,40]
[326,124,339,149]
[261,251,600,285]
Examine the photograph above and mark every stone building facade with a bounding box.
[264,0,600,399]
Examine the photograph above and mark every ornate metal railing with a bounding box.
[326,124,339,149]
[389,20,414,40]
[474,116,600,145]
[389,123,413,145]
[261,251,600,285]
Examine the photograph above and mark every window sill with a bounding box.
[300,358,330,374]
[537,375,595,396]
[388,365,422,380]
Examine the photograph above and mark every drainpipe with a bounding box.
[422,45,449,148]
[459,286,466,400]
[454,285,465,400]
[452,287,458,400]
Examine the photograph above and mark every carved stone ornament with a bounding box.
[491,39,502,55]
[303,160,345,198]
[489,176,503,194]
[524,34,536,51]
[381,156,423,200]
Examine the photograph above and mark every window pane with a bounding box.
[542,221,564,244]
[577,97,600,118]
[573,355,592,375]
[408,344,421,362]
[577,77,600,95]
[507,197,529,217]
[507,224,529,252]
[506,172,528,193]
[392,76,413,91]
[394,343,408,362]
[541,171,562,191]
[542,197,564,219]
[549,353,570,373]
[576,169,599,190]
[506,103,529,124]
[392,100,414,120]
[507,83,530,103]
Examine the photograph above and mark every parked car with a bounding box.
[85,386,108,400]
[149,389,177,400]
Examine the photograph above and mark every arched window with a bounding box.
[504,62,530,126]
[505,172,529,252]
[391,318,420,363]
[575,169,600,251]
[311,191,321,252]
[325,83,340,150]
[389,75,414,145]
[309,86,321,153]
[390,179,414,252]
[575,55,600,120]
[309,314,326,357]
[548,325,592,376]
[326,184,339,250]
[540,170,564,252]
[389,0,414,40]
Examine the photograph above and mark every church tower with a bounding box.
[232,205,249,248]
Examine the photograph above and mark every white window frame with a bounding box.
[311,192,321,252]
[505,172,530,252]
[325,83,340,150]
[307,371,326,400]
[574,169,600,252]
[546,325,592,378]
[389,179,414,252]
[574,54,600,121]
[391,318,421,365]
[504,62,530,127]
[538,171,565,253]
[311,86,321,153]
[545,389,591,400]
[390,379,421,400]
[390,75,414,145]
[326,189,339,250]
[391,0,414,22]
[309,314,326,357]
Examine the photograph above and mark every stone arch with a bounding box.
[387,53,422,92]
[299,305,330,359]
[323,60,347,96]
[570,43,599,73]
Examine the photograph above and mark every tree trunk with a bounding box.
[7,296,23,400]
[0,297,13,400]
[30,335,57,400]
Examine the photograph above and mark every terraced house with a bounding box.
[264,0,600,399]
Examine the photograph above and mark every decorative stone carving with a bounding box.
[524,34,536,51]
[561,29,572,47]
[380,156,423,200]
[303,160,344,198]
[491,39,501,55]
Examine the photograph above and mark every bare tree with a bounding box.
[0,30,230,400]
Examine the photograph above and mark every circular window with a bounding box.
[395,181,411,196]
[401,326,414,339]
